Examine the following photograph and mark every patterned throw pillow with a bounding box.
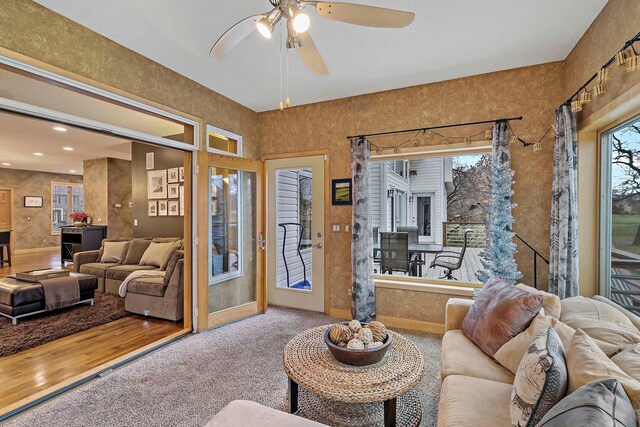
[510,327,568,427]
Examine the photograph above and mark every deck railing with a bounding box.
[443,222,486,248]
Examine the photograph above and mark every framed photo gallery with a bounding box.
[147,161,185,217]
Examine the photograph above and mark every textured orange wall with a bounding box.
[258,63,565,310]
[564,0,640,120]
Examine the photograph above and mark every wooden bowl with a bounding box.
[323,322,392,366]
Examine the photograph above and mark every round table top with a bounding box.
[283,325,425,403]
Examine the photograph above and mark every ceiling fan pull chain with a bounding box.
[286,46,291,108]
[279,22,285,111]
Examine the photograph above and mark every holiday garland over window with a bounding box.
[477,121,522,284]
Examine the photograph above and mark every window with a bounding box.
[600,114,640,314]
[391,160,408,178]
[207,125,242,157]
[298,172,312,250]
[51,183,84,234]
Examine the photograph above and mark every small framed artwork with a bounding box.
[179,185,185,216]
[179,166,185,182]
[158,200,168,216]
[24,196,43,208]
[331,179,352,205]
[145,152,154,170]
[168,167,179,183]
[147,201,157,217]
[168,183,180,199]
[147,170,167,199]
[168,200,179,216]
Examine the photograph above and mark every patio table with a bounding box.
[373,243,443,276]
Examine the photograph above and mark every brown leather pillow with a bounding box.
[461,278,543,358]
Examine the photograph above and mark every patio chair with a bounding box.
[429,229,472,280]
[397,225,419,244]
[380,232,422,276]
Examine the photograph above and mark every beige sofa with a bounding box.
[437,294,640,427]
[73,237,182,294]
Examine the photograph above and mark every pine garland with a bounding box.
[477,122,522,284]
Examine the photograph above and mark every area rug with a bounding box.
[5,307,442,427]
[0,293,128,357]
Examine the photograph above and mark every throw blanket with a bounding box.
[40,276,80,311]
[119,270,165,297]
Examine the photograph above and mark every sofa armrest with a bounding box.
[165,259,184,300]
[73,250,100,273]
[445,298,474,332]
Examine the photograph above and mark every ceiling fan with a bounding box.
[209,1,415,77]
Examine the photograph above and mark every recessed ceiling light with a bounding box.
[69,169,77,173]
[53,126,67,132]
[63,147,74,151]
[1,162,10,166]
[33,152,44,156]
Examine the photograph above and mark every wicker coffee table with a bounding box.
[283,325,425,427]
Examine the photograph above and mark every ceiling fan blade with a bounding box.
[210,12,269,59]
[297,32,329,76]
[304,2,415,28]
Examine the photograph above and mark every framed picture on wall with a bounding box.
[168,183,180,199]
[145,152,154,170]
[147,170,167,199]
[168,200,179,216]
[24,196,43,208]
[168,167,179,183]
[331,179,352,205]
[179,185,185,216]
[148,201,157,217]
[158,200,168,216]
[179,167,185,182]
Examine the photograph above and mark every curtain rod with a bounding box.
[565,31,640,105]
[346,116,523,140]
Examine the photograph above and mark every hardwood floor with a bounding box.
[0,249,187,417]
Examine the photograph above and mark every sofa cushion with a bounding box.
[97,238,130,260]
[140,242,176,268]
[160,240,182,270]
[128,277,166,297]
[438,375,513,427]
[461,278,543,358]
[79,262,118,277]
[100,241,130,263]
[123,238,152,265]
[495,311,622,375]
[516,284,561,319]
[151,237,181,244]
[612,343,640,383]
[561,296,638,332]
[205,400,327,427]
[105,264,158,281]
[164,251,183,286]
[592,295,640,330]
[441,330,514,384]
[537,379,637,427]
[510,328,568,427]
[567,329,640,419]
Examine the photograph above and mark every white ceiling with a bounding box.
[34,0,607,112]
[0,112,131,175]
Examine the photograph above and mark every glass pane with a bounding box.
[52,184,69,234]
[72,186,84,213]
[275,169,313,290]
[208,130,240,155]
[606,116,640,314]
[208,167,256,313]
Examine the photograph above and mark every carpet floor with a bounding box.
[0,293,128,357]
[5,307,442,427]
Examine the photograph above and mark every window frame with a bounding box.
[206,125,243,157]
[50,182,84,235]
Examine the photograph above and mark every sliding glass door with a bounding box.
[600,114,640,315]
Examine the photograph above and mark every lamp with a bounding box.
[256,9,283,39]
[293,11,310,33]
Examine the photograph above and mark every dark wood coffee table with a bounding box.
[0,272,98,324]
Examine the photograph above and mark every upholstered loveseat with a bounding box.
[73,237,182,294]
[437,289,640,426]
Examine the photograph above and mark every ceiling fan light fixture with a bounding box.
[293,12,310,33]
[256,9,282,39]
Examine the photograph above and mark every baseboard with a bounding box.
[375,315,445,334]
[14,246,59,254]
[327,308,445,334]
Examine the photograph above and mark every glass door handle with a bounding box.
[312,243,323,249]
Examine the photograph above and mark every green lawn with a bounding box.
[612,214,640,255]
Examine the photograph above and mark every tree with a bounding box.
[446,155,492,223]
[611,119,640,245]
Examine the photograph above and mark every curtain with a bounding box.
[549,104,579,298]
[477,121,522,284]
[351,137,375,322]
